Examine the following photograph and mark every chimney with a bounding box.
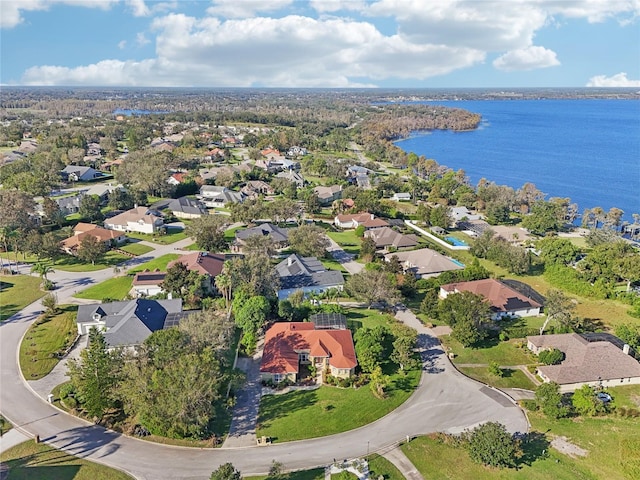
[623,344,631,355]
[287,256,294,266]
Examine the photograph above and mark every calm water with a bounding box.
[395,99,640,221]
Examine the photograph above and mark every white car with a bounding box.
[596,392,612,403]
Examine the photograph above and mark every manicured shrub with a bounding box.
[539,348,564,365]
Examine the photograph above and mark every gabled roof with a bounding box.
[314,185,342,200]
[105,206,164,226]
[441,278,541,313]
[384,248,463,276]
[76,299,185,347]
[61,224,124,250]
[260,322,357,375]
[528,333,640,384]
[235,223,289,244]
[167,252,225,277]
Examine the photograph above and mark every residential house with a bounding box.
[48,193,84,216]
[365,227,419,250]
[260,322,357,383]
[61,165,103,182]
[199,185,244,207]
[384,248,463,278]
[131,271,166,297]
[391,192,411,202]
[104,206,165,234]
[61,222,126,255]
[168,197,208,219]
[76,298,188,348]
[439,278,542,319]
[334,212,389,230]
[276,254,345,300]
[241,180,274,198]
[167,172,188,186]
[235,223,290,250]
[275,170,305,188]
[450,206,482,225]
[314,185,342,206]
[287,146,308,157]
[167,251,226,292]
[346,165,374,177]
[491,225,534,245]
[84,183,124,205]
[527,333,640,392]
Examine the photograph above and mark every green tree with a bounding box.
[67,328,122,419]
[419,288,440,319]
[534,382,569,419]
[161,262,205,299]
[466,422,520,468]
[539,289,577,335]
[42,293,59,316]
[354,326,387,373]
[488,361,504,377]
[572,385,606,417]
[538,348,564,365]
[287,224,330,258]
[42,197,65,226]
[438,291,491,347]
[78,194,104,222]
[234,296,270,351]
[107,188,134,210]
[359,236,377,262]
[76,235,108,265]
[538,237,579,266]
[429,204,451,229]
[345,269,400,308]
[521,201,563,235]
[390,324,418,371]
[369,365,390,399]
[614,324,640,350]
[210,463,242,480]
[185,215,228,252]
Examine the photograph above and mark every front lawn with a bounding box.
[0,440,135,480]
[118,242,154,255]
[74,275,134,301]
[345,308,397,331]
[367,454,405,480]
[0,274,45,321]
[256,368,420,443]
[19,305,78,380]
[326,230,362,256]
[457,366,536,390]
[128,253,180,273]
[50,250,130,272]
[245,468,325,480]
[125,226,188,245]
[440,335,535,366]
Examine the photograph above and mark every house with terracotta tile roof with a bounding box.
[61,222,126,255]
[260,322,357,383]
[167,251,226,292]
[104,206,165,234]
[527,333,640,392]
[439,278,542,319]
[334,212,389,230]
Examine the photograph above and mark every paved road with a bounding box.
[0,240,528,479]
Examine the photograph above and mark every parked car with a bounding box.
[596,392,612,403]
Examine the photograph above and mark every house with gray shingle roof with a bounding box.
[527,333,640,392]
[199,185,244,207]
[168,196,208,218]
[275,254,344,300]
[76,299,188,348]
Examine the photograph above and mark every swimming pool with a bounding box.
[450,259,465,267]
[445,236,468,247]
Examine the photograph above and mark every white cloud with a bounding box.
[310,0,366,13]
[542,0,640,24]
[136,32,150,45]
[1,0,118,28]
[586,72,640,87]
[125,0,150,17]
[493,45,560,71]
[206,0,293,19]
[118,40,127,49]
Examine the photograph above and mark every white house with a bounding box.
[104,206,165,234]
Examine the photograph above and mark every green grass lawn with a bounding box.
[125,226,188,245]
[440,335,536,366]
[399,384,640,480]
[457,366,536,390]
[326,230,362,256]
[367,454,405,480]
[0,275,45,321]
[0,415,12,436]
[74,275,134,301]
[128,253,180,273]
[345,308,398,331]
[118,243,154,255]
[320,258,348,273]
[51,250,130,272]
[256,368,420,443]
[224,225,244,241]
[0,440,135,480]
[19,305,78,380]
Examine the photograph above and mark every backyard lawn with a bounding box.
[440,335,536,366]
[0,441,135,480]
[256,368,420,442]
[0,275,45,321]
[19,305,78,380]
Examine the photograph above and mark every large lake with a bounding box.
[395,99,640,222]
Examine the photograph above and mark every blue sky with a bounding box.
[1,0,639,88]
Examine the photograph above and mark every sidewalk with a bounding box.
[0,428,30,454]
[28,335,86,400]
[381,446,425,480]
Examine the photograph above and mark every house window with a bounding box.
[273,374,283,383]
[299,353,309,363]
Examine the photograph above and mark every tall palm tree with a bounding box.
[31,262,55,281]
[214,273,232,309]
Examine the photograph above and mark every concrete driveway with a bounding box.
[325,236,364,275]
[0,244,528,480]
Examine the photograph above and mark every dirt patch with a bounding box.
[430,325,452,337]
[629,394,640,408]
[551,436,588,458]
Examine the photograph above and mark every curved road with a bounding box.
[0,242,528,479]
